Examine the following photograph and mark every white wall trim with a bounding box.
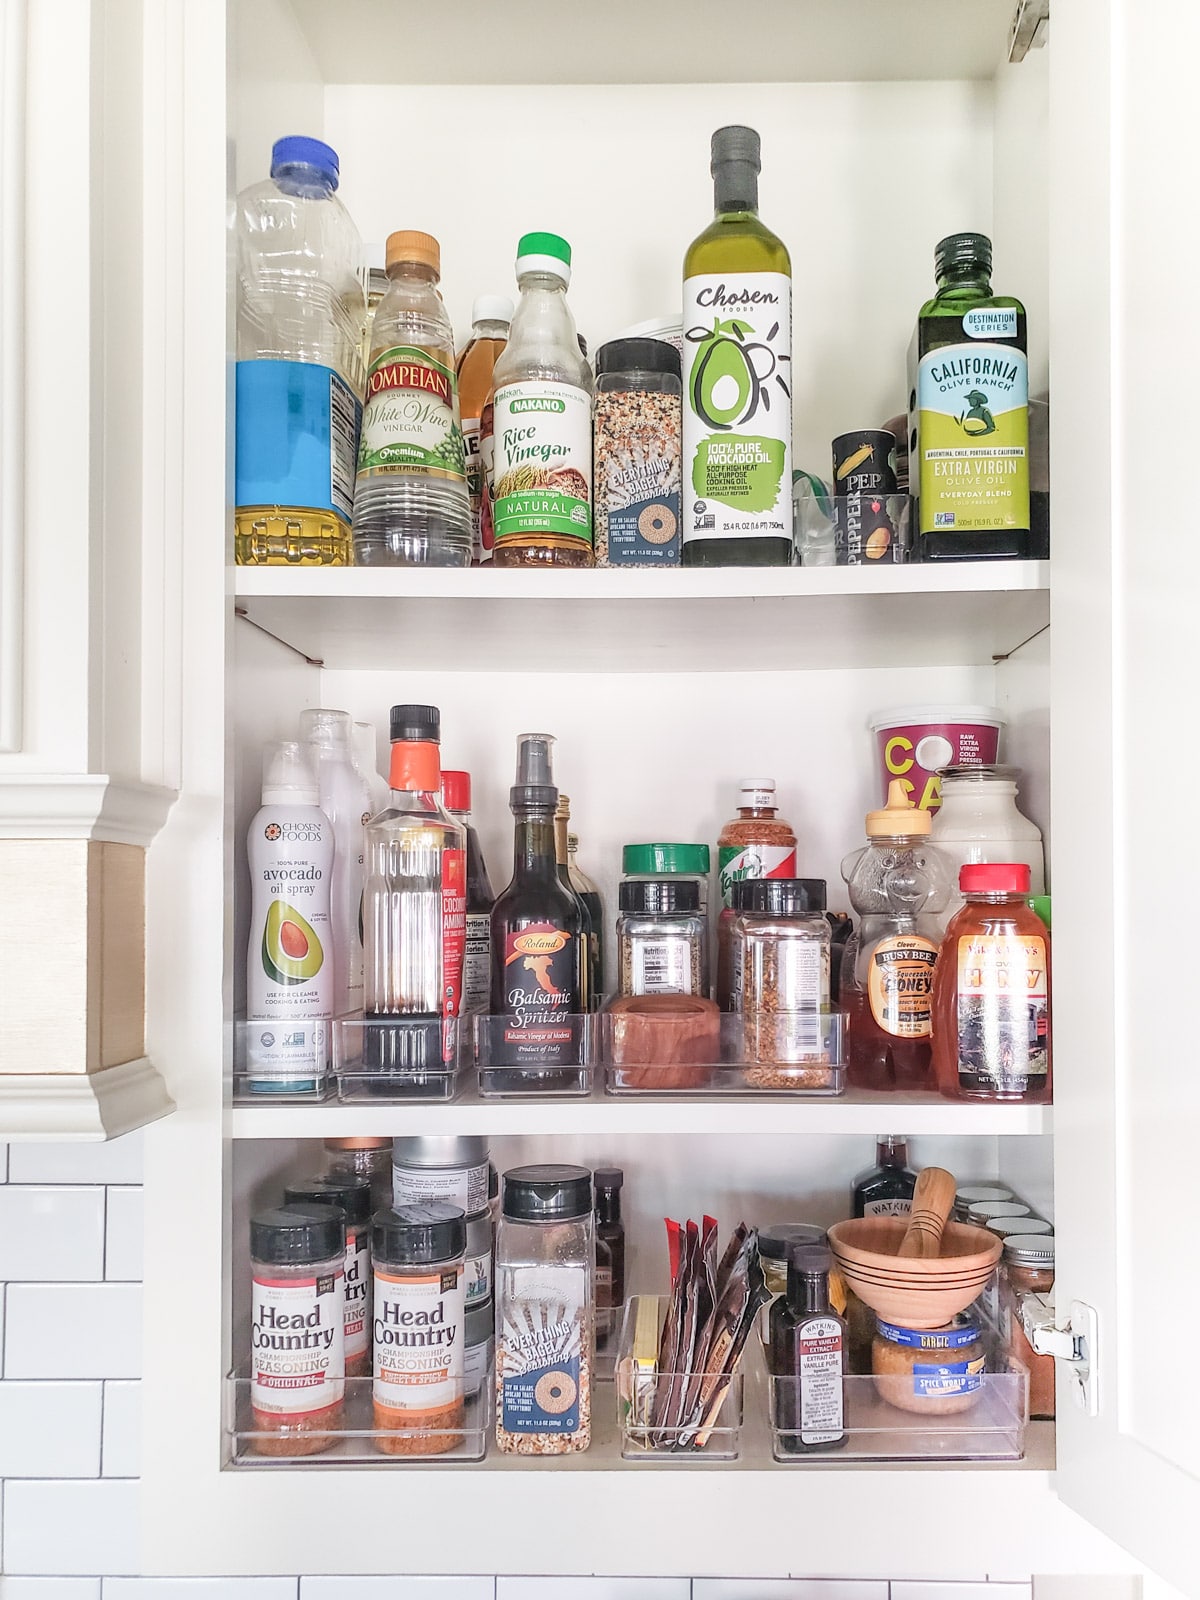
[0,1056,175,1140]
[0,775,177,845]
[0,0,27,754]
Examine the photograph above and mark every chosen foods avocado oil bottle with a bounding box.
[682,126,793,567]
[909,232,1030,559]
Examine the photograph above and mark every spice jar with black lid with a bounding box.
[250,1205,346,1456]
[284,1175,373,1377]
[593,337,682,567]
[733,878,833,1086]
[496,1163,594,1454]
[617,878,707,998]
[372,1202,467,1455]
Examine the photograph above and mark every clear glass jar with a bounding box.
[872,1316,986,1415]
[733,879,831,1083]
[495,1164,594,1454]
[1001,1233,1056,1419]
[324,1137,393,1215]
[371,1203,466,1455]
[930,765,1046,927]
[953,1183,1014,1222]
[617,879,707,997]
[250,1206,346,1456]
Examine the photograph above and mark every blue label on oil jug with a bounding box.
[236,359,360,523]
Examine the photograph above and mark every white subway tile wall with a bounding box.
[0,1140,1034,1593]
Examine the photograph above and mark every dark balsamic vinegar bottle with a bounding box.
[488,733,585,1092]
[769,1243,847,1455]
[593,1167,625,1350]
[852,1135,917,1218]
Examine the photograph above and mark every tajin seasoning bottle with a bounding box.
[909,232,1030,559]
[682,126,792,567]
[715,778,797,1010]
[931,863,1051,1102]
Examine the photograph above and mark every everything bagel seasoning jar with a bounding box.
[495,1164,594,1454]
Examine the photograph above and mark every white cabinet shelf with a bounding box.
[229,1084,1053,1139]
[234,561,1050,673]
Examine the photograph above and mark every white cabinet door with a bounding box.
[1051,3,1200,1594]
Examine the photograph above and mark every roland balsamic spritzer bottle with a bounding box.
[682,126,793,568]
[488,734,586,1093]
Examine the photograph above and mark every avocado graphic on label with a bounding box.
[262,898,324,986]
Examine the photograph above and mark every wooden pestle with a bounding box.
[896,1167,957,1259]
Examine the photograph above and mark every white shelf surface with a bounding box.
[289,0,1015,87]
[229,1084,1052,1139]
[233,560,1050,673]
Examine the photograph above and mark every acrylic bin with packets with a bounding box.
[615,1295,746,1461]
[602,1006,846,1096]
[224,1373,491,1465]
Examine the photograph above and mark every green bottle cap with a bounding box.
[935,231,992,277]
[1030,894,1051,930]
[622,842,711,876]
[516,232,571,266]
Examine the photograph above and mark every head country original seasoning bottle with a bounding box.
[249,1205,346,1456]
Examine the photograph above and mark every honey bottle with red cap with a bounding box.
[931,862,1051,1102]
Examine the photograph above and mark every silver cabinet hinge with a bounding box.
[1009,0,1050,61]
[1023,1296,1099,1415]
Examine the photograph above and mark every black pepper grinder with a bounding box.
[768,1243,848,1455]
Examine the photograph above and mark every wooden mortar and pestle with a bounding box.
[828,1167,1002,1330]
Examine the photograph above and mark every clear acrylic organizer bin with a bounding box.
[232,1017,331,1102]
[225,1372,490,1465]
[333,1014,464,1103]
[615,1297,745,1461]
[603,1011,846,1096]
[796,490,912,566]
[766,1368,1028,1463]
[475,1013,595,1098]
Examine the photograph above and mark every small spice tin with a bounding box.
[249,1205,346,1456]
[283,1175,373,1378]
[464,1207,494,1310]
[372,1202,467,1456]
[465,1296,495,1399]
[967,1200,1031,1226]
[392,1135,489,1217]
[593,338,682,567]
[954,1183,1014,1221]
[617,878,707,998]
[831,428,902,565]
[988,1216,1053,1239]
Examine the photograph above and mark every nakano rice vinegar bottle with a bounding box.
[491,233,594,568]
[682,126,793,567]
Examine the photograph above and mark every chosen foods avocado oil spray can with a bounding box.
[909,232,1030,559]
[682,126,792,567]
[246,740,334,1093]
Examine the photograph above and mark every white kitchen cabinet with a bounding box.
[4,0,1194,1591]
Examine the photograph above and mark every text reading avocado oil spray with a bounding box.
[682,126,792,567]
[246,740,334,1092]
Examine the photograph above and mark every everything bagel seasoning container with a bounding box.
[495,1164,594,1454]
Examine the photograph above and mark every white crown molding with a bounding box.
[0,775,178,845]
[0,1056,175,1140]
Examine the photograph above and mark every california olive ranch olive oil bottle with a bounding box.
[909,232,1030,559]
[682,126,793,567]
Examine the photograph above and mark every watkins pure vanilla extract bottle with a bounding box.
[488,734,586,1091]
[682,125,793,567]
